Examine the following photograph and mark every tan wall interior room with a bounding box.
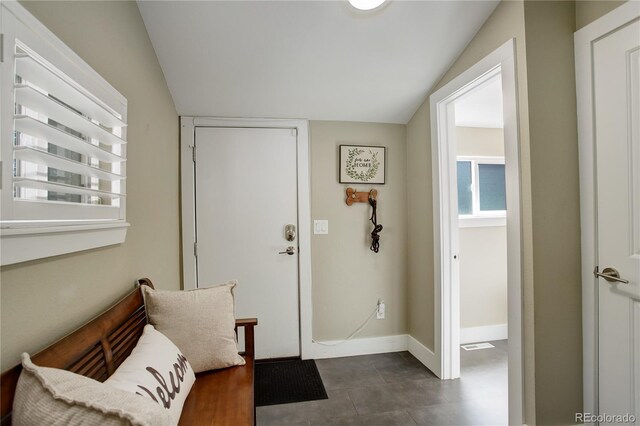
[1,1,638,425]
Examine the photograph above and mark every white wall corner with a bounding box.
[460,324,508,344]
[407,335,440,377]
[310,335,408,359]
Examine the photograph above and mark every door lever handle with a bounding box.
[279,246,295,255]
[594,267,629,284]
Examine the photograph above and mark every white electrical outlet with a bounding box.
[377,301,385,319]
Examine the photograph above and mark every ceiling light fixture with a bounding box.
[348,0,387,11]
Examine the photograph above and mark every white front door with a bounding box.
[592,18,640,421]
[194,127,300,359]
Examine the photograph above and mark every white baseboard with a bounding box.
[309,334,441,379]
[407,335,440,378]
[310,334,408,359]
[460,324,508,344]
[307,328,505,376]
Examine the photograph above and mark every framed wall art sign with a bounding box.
[339,145,386,184]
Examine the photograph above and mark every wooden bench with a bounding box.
[0,278,258,426]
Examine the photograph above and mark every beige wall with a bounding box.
[576,0,627,29]
[310,121,407,341]
[457,127,507,330]
[406,100,434,348]
[405,0,536,422]
[0,1,180,371]
[524,2,583,423]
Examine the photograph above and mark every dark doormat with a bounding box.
[255,359,328,406]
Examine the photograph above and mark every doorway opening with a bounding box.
[456,72,509,423]
[430,39,524,425]
[455,74,508,349]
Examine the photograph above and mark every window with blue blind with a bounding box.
[457,161,473,215]
[478,164,506,211]
[456,157,506,219]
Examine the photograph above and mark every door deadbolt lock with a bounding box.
[285,224,296,242]
[279,246,295,255]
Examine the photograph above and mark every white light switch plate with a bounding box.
[314,220,329,235]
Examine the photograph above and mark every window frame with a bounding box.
[1,2,129,265]
[456,156,506,228]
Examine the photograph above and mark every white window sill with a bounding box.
[1,221,129,265]
[459,216,506,228]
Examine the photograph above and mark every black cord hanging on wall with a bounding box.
[368,195,383,253]
[345,188,383,253]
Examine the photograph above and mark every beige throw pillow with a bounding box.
[142,282,245,373]
[105,325,196,424]
[12,353,172,426]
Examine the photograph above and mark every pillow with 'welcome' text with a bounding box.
[12,352,172,426]
[105,324,196,425]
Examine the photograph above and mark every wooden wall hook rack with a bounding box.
[346,188,377,206]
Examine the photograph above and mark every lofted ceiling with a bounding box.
[138,1,499,124]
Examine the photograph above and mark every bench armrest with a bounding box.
[235,318,258,358]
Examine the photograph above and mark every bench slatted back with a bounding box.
[0,279,153,425]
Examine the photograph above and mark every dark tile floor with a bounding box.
[256,340,508,426]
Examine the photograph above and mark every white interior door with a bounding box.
[194,127,300,359]
[592,19,640,421]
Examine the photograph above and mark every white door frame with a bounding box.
[180,117,314,359]
[575,2,640,417]
[429,39,524,425]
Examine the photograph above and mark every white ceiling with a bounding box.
[138,1,499,124]
[455,74,503,128]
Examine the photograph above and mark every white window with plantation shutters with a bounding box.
[1,2,129,265]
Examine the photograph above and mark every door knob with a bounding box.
[594,267,629,284]
[279,246,295,255]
